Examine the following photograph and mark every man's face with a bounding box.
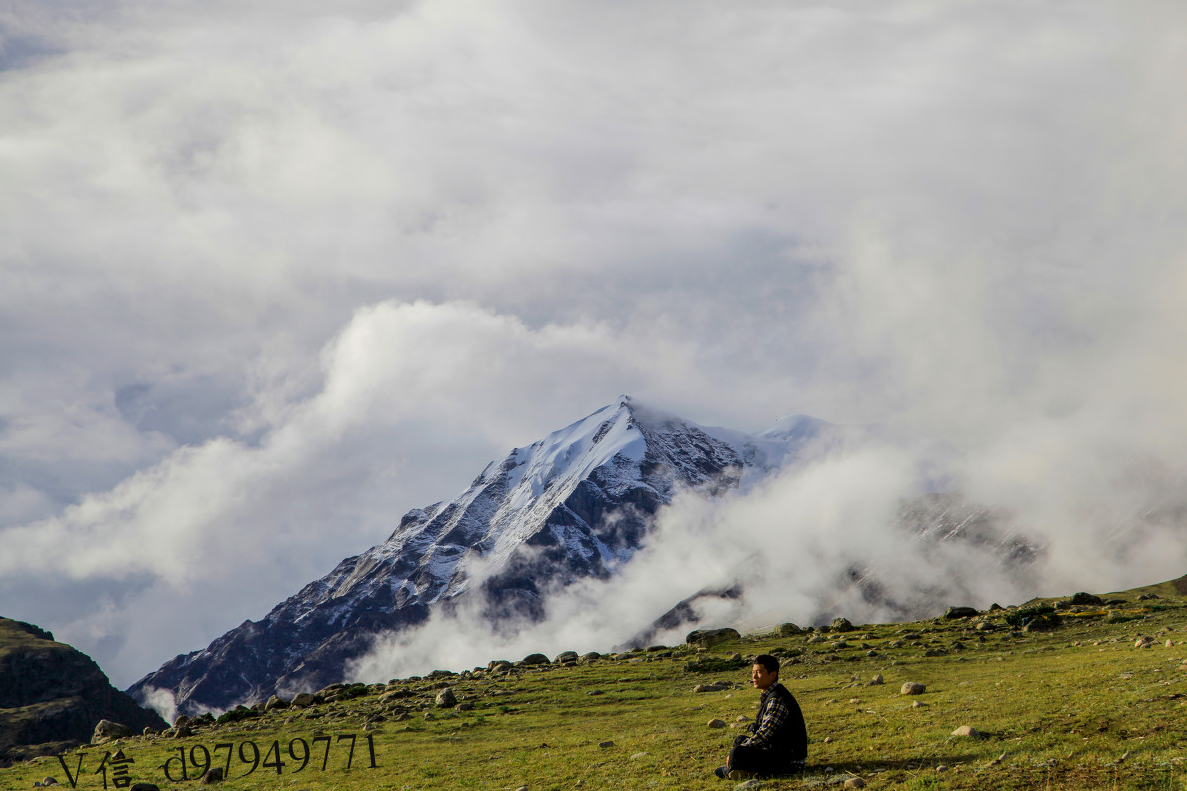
[751,663,777,691]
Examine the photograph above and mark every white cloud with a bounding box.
[1,0,1186,688]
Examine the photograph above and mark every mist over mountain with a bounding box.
[129,397,1040,716]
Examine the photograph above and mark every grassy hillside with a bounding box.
[3,577,1186,790]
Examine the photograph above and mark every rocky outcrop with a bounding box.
[0,618,166,766]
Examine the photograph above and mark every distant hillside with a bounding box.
[0,618,166,766]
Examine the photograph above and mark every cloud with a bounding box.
[2,0,1187,690]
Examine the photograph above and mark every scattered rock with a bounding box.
[735,780,764,790]
[708,719,727,729]
[843,778,866,789]
[521,653,549,665]
[291,693,316,707]
[1136,636,1156,649]
[923,648,948,658]
[686,628,741,648]
[554,651,579,664]
[129,785,160,791]
[93,720,132,743]
[912,701,927,709]
[264,695,289,711]
[199,767,225,784]
[457,702,474,712]
[831,618,855,632]
[866,674,884,686]
[1023,614,1061,632]
[629,752,648,760]
[944,607,978,619]
[435,688,457,708]
[1070,592,1103,606]
[901,682,926,695]
[951,725,986,739]
[598,741,615,749]
[777,623,803,636]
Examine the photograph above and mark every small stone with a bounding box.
[901,682,926,695]
[708,719,727,729]
[199,767,225,784]
[735,780,764,790]
[866,674,884,686]
[629,752,648,760]
[823,736,833,744]
[951,725,985,739]
[40,779,59,787]
[912,701,927,709]
[514,786,528,791]
[598,741,615,748]
[843,778,866,789]
[736,715,750,722]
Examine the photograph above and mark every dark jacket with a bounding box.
[744,681,807,763]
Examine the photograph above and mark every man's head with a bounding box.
[751,654,779,691]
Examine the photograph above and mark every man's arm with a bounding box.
[741,693,790,748]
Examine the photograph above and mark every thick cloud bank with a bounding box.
[2,0,1186,686]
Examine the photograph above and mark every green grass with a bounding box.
[4,580,1187,790]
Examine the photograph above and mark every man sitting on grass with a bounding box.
[714,654,807,780]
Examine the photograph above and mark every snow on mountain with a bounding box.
[131,396,810,714]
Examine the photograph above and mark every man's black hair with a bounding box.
[754,654,779,675]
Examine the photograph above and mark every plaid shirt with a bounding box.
[742,681,792,748]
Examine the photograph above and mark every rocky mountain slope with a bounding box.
[0,617,166,766]
[131,397,822,714]
[128,397,1034,716]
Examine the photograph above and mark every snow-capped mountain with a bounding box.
[130,396,834,714]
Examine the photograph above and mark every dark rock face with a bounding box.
[0,618,166,766]
[130,398,750,715]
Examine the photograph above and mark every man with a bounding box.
[714,654,807,780]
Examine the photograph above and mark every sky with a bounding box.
[2,0,1187,690]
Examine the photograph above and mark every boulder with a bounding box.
[434,688,457,708]
[555,651,579,664]
[1070,592,1103,606]
[93,720,132,743]
[1023,613,1061,632]
[685,628,741,648]
[291,693,317,708]
[831,618,855,632]
[521,653,549,666]
[944,607,978,619]
[264,695,289,711]
[900,682,926,695]
[777,623,803,636]
[707,719,727,729]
